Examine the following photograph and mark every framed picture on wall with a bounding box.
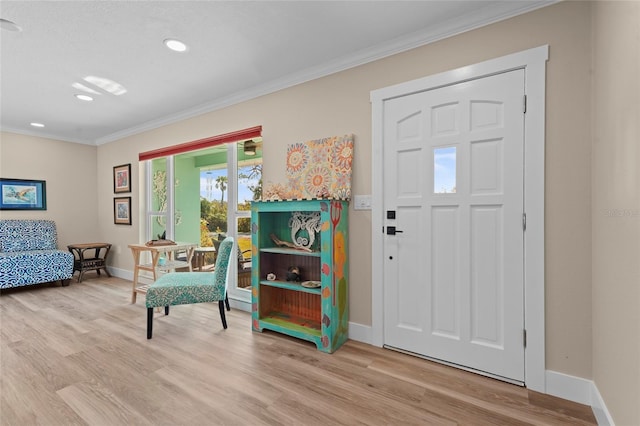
[0,178,47,210]
[114,196,132,225]
[113,163,131,193]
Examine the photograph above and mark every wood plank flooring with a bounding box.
[1,277,596,425]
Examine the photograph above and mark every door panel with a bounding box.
[383,70,525,382]
[471,139,503,194]
[431,206,459,339]
[470,205,503,348]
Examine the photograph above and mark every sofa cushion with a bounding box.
[0,220,57,252]
[0,249,73,288]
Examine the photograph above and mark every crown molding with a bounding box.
[90,0,554,145]
[0,126,94,145]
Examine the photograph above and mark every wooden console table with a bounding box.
[68,243,112,282]
[193,246,217,271]
[128,242,197,303]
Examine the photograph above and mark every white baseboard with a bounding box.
[106,266,134,282]
[590,382,615,426]
[545,370,613,425]
[545,370,593,405]
[228,297,251,312]
[348,322,373,345]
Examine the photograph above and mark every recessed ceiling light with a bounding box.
[164,38,188,52]
[30,122,45,128]
[75,94,94,101]
[0,19,21,32]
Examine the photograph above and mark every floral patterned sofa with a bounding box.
[0,220,74,289]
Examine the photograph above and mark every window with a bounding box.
[140,128,262,306]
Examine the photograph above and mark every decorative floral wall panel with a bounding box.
[263,134,354,201]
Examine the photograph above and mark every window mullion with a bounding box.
[166,156,175,240]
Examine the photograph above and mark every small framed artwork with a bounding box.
[114,196,132,225]
[113,163,131,193]
[0,178,47,210]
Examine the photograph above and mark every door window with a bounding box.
[434,146,456,194]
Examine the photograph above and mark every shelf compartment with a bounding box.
[259,252,320,284]
[259,313,322,336]
[256,210,322,253]
[259,285,320,329]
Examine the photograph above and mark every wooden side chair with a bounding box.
[145,237,234,339]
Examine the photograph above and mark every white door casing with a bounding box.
[382,70,525,383]
[370,45,548,392]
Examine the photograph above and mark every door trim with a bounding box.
[370,45,548,392]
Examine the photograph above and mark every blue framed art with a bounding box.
[0,178,47,210]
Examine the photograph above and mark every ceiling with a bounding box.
[0,1,552,146]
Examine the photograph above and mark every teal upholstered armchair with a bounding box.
[145,237,234,339]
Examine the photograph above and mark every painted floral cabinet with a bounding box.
[251,200,348,353]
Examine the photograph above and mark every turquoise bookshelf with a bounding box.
[251,200,349,353]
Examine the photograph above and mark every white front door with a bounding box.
[382,70,525,383]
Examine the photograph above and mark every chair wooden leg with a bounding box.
[165,306,169,315]
[147,308,153,339]
[218,300,228,329]
[225,294,230,311]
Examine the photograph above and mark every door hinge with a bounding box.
[523,95,527,113]
[522,213,527,231]
[523,329,527,348]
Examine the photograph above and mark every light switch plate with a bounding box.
[353,195,372,210]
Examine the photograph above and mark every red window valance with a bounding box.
[138,125,262,161]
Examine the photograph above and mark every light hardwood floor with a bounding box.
[1,276,596,426]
